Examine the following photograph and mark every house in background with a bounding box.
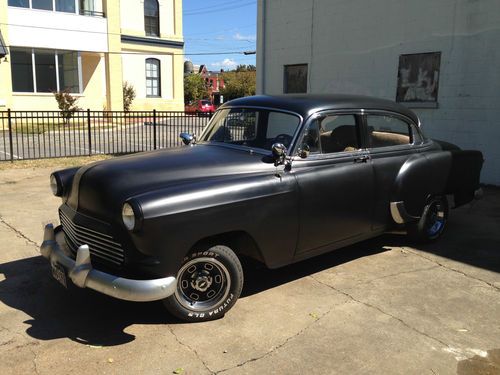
[198,65,225,105]
[0,0,184,111]
[184,61,225,105]
[257,0,500,185]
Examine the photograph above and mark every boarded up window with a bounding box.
[284,64,308,94]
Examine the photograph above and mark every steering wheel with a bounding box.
[273,134,293,147]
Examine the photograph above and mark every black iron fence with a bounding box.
[0,110,212,161]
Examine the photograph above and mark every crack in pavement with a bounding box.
[167,325,214,374]
[353,265,439,286]
[0,323,40,374]
[309,275,451,349]
[404,248,500,292]
[215,304,339,374]
[0,215,39,248]
[28,345,40,375]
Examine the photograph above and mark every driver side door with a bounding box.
[292,112,375,258]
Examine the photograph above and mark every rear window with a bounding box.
[201,100,211,105]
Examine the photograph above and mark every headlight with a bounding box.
[122,203,136,231]
[50,174,61,196]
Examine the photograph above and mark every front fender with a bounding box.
[127,173,299,275]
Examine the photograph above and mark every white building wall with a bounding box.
[8,7,108,52]
[258,0,500,185]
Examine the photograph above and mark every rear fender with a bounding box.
[391,152,451,221]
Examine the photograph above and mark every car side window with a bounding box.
[366,115,411,148]
[319,115,360,153]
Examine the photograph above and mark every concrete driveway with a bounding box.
[0,162,499,375]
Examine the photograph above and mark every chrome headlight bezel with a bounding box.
[122,202,142,231]
[50,173,62,196]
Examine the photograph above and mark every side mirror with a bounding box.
[180,132,196,146]
[271,143,287,166]
[297,144,310,159]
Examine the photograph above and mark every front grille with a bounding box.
[59,209,125,266]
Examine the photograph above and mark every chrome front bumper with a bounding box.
[40,224,177,302]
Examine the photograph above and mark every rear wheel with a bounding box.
[163,245,243,322]
[407,196,449,243]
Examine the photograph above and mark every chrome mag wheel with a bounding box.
[175,257,231,311]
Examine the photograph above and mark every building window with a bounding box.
[9,0,77,13]
[146,58,161,97]
[35,50,57,92]
[10,47,81,93]
[144,0,160,37]
[8,0,29,7]
[32,0,53,10]
[284,64,308,94]
[11,48,34,92]
[56,0,76,13]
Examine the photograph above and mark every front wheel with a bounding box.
[163,245,243,322]
[407,195,449,243]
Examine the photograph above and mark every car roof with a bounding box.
[220,94,419,124]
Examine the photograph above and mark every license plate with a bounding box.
[51,263,68,288]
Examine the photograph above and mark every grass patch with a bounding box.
[0,155,113,170]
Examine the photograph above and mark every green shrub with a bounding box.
[123,82,136,111]
[53,89,81,124]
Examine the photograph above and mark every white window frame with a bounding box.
[12,47,82,93]
[9,0,80,15]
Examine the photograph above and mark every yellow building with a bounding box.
[0,0,184,111]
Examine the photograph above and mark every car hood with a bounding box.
[67,144,273,220]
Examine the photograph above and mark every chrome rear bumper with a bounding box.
[40,224,177,302]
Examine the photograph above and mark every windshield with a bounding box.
[200,108,301,151]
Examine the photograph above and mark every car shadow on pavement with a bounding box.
[0,239,390,347]
[0,255,170,346]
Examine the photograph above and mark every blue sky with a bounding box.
[182,0,257,71]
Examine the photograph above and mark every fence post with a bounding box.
[87,109,92,156]
[7,109,14,163]
[153,109,157,150]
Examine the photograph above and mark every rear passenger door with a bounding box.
[364,112,423,230]
[292,112,375,257]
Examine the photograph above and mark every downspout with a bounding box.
[257,0,266,94]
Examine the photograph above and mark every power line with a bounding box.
[184,23,255,37]
[184,1,255,16]
[3,44,255,56]
[183,0,244,13]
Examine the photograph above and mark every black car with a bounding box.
[41,94,483,322]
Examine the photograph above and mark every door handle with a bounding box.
[354,155,370,163]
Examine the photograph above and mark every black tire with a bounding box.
[407,195,449,243]
[163,245,243,322]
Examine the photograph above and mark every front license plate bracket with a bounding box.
[51,263,68,289]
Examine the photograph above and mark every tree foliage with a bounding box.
[220,70,256,101]
[184,74,209,103]
[122,81,136,112]
[53,89,81,124]
[235,64,256,72]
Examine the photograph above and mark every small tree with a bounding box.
[184,74,209,103]
[123,81,136,111]
[53,89,81,124]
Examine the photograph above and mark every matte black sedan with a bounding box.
[41,95,483,322]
